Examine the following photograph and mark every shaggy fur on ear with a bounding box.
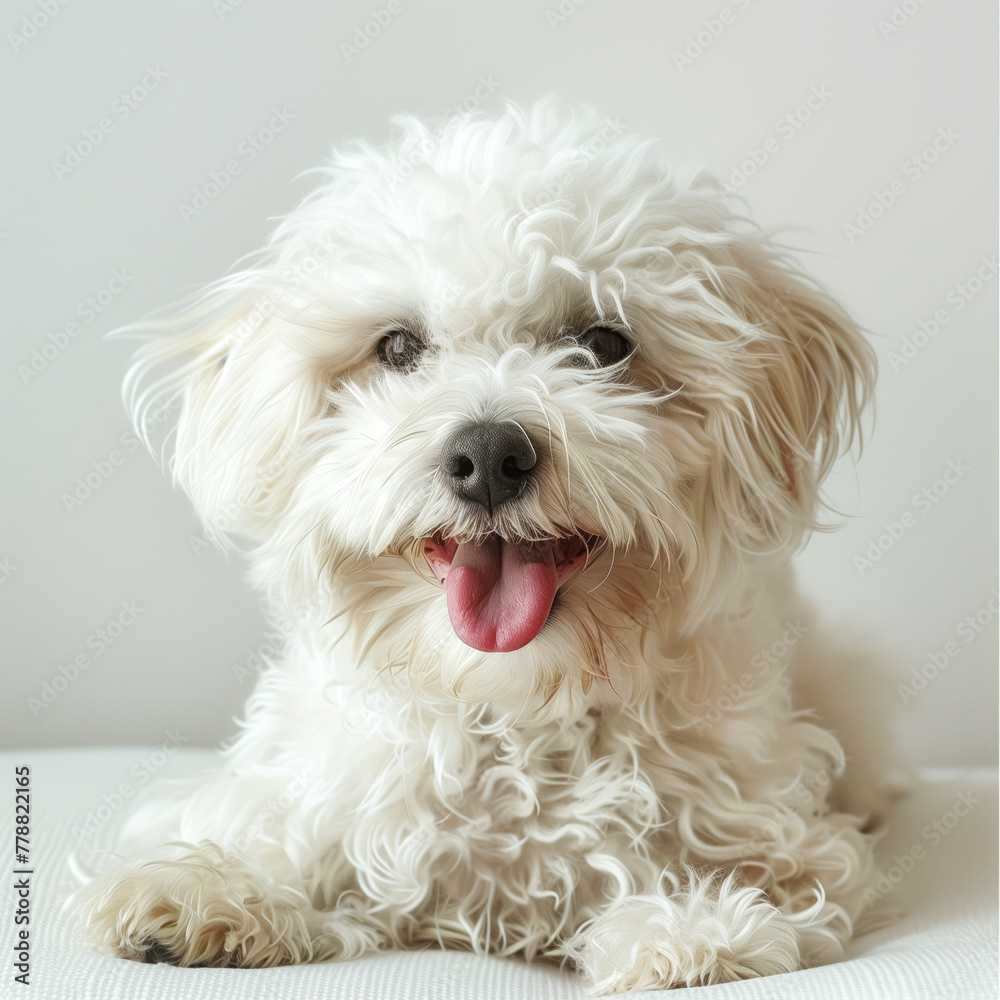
[72,96,894,994]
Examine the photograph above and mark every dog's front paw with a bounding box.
[70,842,318,967]
[567,876,800,994]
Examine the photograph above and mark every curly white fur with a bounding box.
[68,96,894,992]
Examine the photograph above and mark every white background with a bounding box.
[2,0,996,766]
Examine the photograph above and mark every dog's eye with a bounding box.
[578,326,633,367]
[376,328,425,372]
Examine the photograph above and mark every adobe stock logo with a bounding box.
[897,591,1000,705]
[51,67,168,180]
[27,601,145,717]
[727,85,832,189]
[853,459,971,575]
[887,254,998,372]
[178,108,295,222]
[672,0,756,73]
[877,0,933,39]
[17,269,135,385]
[341,1,413,63]
[8,0,73,53]
[843,128,959,244]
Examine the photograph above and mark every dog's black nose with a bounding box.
[441,421,537,512]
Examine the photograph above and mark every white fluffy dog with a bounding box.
[71,97,893,992]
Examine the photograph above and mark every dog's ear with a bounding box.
[701,239,876,550]
[125,285,325,542]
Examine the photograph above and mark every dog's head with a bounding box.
[130,98,874,714]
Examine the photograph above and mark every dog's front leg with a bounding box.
[564,865,804,993]
[71,839,384,967]
[562,773,874,992]
[68,758,387,968]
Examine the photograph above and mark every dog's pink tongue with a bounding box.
[445,537,558,653]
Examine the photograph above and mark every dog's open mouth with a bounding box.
[422,533,596,653]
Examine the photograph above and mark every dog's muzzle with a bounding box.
[429,421,597,654]
[441,421,537,514]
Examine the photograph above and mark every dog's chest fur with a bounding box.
[300,693,669,949]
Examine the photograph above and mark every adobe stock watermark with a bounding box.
[938,957,994,1000]
[730,479,785,536]
[187,436,302,555]
[232,622,294,685]
[341,1,415,63]
[853,458,970,575]
[51,67,168,180]
[385,75,501,186]
[27,601,146,716]
[746,755,845,854]
[61,398,175,513]
[178,107,295,222]
[213,0,247,19]
[232,596,324,685]
[440,76,501,119]
[17,269,135,385]
[425,275,465,321]
[523,117,627,211]
[211,230,340,361]
[229,766,321,853]
[727,85,833,189]
[877,0,933,40]
[694,618,811,731]
[843,127,959,244]
[71,730,188,842]
[8,0,73,53]
[0,558,17,585]
[886,253,998,372]
[673,0,756,73]
[897,590,999,704]
[860,789,981,906]
[544,0,591,30]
